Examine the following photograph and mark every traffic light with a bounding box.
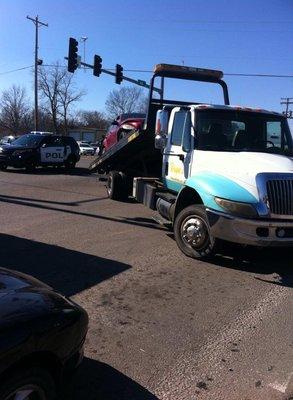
[115,64,123,84]
[68,37,78,73]
[93,55,102,77]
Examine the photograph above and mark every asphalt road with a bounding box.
[0,158,292,400]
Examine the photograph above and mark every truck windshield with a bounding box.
[196,110,293,156]
[12,134,44,148]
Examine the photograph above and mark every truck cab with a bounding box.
[155,103,293,258]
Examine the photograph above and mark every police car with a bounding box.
[0,134,80,171]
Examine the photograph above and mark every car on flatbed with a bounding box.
[0,267,88,400]
[102,113,146,152]
[0,133,80,171]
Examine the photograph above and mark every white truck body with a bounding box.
[157,104,293,250]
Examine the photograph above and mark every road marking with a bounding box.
[269,372,293,394]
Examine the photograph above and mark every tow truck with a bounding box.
[89,63,293,259]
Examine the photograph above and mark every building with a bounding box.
[68,127,106,143]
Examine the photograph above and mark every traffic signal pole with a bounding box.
[65,58,162,95]
[27,15,48,131]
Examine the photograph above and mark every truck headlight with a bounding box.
[214,197,258,218]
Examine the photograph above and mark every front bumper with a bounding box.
[207,209,293,247]
[0,153,27,167]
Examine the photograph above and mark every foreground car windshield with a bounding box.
[12,134,44,147]
[196,110,293,155]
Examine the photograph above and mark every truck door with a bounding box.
[163,107,193,191]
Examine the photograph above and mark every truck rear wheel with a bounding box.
[107,171,128,201]
[174,205,220,260]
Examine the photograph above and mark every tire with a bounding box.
[106,171,129,201]
[118,130,128,141]
[0,366,56,400]
[0,164,7,170]
[25,158,37,172]
[174,205,220,260]
[64,156,76,170]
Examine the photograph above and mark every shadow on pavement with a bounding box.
[63,357,158,400]
[166,233,293,288]
[0,195,163,231]
[213,243,293,288]
[0,193,108,206]
[0,234,130,297]
[3,166,91,176]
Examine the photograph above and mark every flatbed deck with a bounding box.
[89,128,162,176]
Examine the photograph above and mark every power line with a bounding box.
[225,73,293,78]
[104,69,293,78]
[1,64,292,79]
[0,65,33,75]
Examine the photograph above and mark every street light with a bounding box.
[80,36,88,69]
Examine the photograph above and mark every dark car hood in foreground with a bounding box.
[0,268,85,329]
[0,268,88,376]
[0,267,52,292]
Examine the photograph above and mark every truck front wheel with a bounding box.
[107,171,128,201]
[174,205,220,260]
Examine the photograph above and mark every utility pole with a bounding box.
[281,97,293,118]
[27,15,48,131]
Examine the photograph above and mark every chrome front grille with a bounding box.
[266,179,293,215]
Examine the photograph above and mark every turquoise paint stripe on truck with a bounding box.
[185,172,258,205]
[163,178,184,192]
[164,172,258,212]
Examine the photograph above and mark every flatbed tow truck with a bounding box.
[89,63,293,259]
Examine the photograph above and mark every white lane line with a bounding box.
[154,285,290,399]
[269,372,293,394]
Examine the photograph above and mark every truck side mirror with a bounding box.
[155,133,167,149]
[155,109,169,150]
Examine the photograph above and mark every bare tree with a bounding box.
[38,63,85,134]
[0,86,32,135]
[105,86,148,120]
[38,64,65,133]
[78,110,108,129]
[57,74,85,134]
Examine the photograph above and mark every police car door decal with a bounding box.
[40,146,65,163]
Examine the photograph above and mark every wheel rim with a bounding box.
[5,384,46,400]
[181,215,210,251]
[118,131,127,140]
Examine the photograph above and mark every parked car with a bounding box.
[90,140,104,156]
[0,134,80,171]
[0,135,18,145]
[102,113,146,152]
[78,142,95,156]
[0,267,88,400]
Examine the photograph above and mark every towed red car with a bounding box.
[102,113,146,152]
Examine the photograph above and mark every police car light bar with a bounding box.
[154,64,223,80]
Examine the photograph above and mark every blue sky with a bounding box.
[0,0,292,116]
